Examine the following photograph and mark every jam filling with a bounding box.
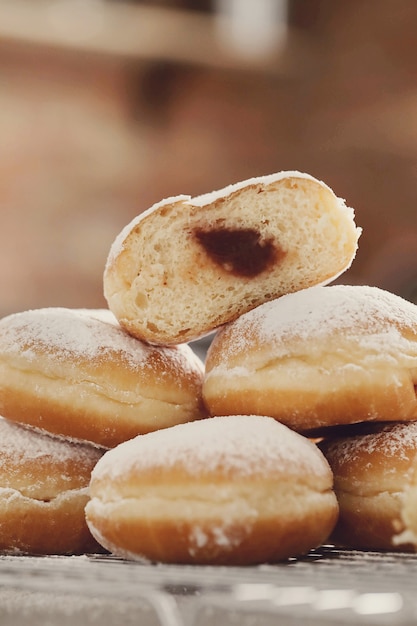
[194,227,284,277]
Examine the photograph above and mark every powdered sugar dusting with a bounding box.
[212,285,417,360]
[0,307,202,373]
[92,415,330,481]
[105,171,355,270]
[190,171,333,207]
[0,417,103,466]
[325,422,417,466]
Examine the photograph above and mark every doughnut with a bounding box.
[319,421,417,551]
[85,415,339,565]
[203,284,417,432]
[0,416,104,555]
[395,457,417,549]
[103,171,360,345]
[0,307,206,449]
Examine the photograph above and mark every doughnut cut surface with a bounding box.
[104,172,360,344]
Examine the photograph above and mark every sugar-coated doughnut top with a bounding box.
[324,422,417,466]
[188,171,331,206]
[91,415,330,482]
[0,417,102,466]
[0,307,202,373]
[213,285,417,358]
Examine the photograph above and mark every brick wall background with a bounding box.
[1,0,416,317]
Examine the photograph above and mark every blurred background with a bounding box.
[0,0,416,318]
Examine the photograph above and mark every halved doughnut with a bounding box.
[103,172,360,345]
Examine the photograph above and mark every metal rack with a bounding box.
[1,547,417,625]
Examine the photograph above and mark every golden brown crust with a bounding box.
[0,489,102,555]
[0,417,105,555]
[86,487,338,565]
[320,422,417,551]
[0,308,206,448]
[104,173,360,345]
[203,367,417,432]
[86,415,339,564]
[327,491,410,551]
[396,463,417,548]
[203,285,417,431]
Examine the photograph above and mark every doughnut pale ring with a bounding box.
[0,416,104,555]
[85,415,338,564]
[103,172,360,345]
[396,452,417,550]
[320,421,417,551]
[0,308,206,448]
[203,285,417,432]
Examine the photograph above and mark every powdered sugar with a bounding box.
[325,422,417,465]
[0,417,102,466]
[187,523,244,556]
[91,415,330,482]
[189,171,334,207]
[211,285,417,360]
[0,307,202,373]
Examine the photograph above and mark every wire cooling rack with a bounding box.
[1,547,417,626]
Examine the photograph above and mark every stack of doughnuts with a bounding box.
[86,171,360,563]
[0,170,356,561]
[99,170,417,557]
[6,169,417,561]
[201,281,417,553]
[0,307,205,553]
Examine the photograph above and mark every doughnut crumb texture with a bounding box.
[0,307,206,448]
[203,285,417,432]
[86,415,339,565]
[103,171,360,344]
